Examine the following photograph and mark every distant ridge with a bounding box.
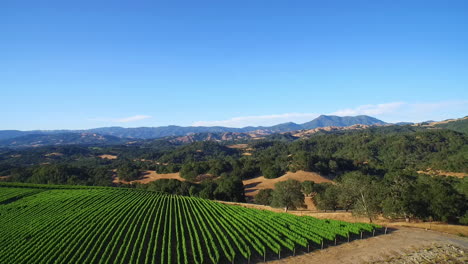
[0,133,124,148]
[301,115,386,129]
[0,115,387,142]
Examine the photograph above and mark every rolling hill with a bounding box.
[431,116,468,134]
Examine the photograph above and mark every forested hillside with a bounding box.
[1,126,466,183]
[433,117,468,134]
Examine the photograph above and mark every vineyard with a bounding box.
[0,183,381,263]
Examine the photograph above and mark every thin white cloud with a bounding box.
[115,115,152,123]
[89,115,152,123]
[330,102,405,116]
[192,113,319,127]
[192,100,468,127]
[332,101,468,123]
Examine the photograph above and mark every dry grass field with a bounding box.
[98,154,118,160]
[243,170,333,197]
[112,170,184,184]
[417,169,468,178]
[226,144,249,149]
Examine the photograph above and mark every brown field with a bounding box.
[98,154,118,160]
[44,152,63,157]
[303,197,317,210]
[418,169,468,178]
[243,170,332,197]
[227,144,249,149]
[113,170,184,184]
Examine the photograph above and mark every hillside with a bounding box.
[0,183,379,264]
[432,116,468,134]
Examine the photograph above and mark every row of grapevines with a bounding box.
[0,185,381,264]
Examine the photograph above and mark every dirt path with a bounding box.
[271,227,468,264]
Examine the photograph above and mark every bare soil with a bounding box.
[112,170,184,184]
[227,144,249,149]
[243,170,332,197]
[98,154,118,160]
[417,169,468,178]
[303,197,317,210]
[44,152,63,157]
[369,243,467,264]
[271,227,468,264]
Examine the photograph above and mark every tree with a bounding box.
[208,159,232,176]
[261,164,283,179]
[328,160,339,173]
[381,171,417,221]
[301,181,315,197]
[315,183,339,211]
[180,162,209,181]
[214,176,245,202]
[414,175,465,222]
[117,163,140,182]
[271,179,304,211]
[338,172,382,222]
[254,189,273,205]
[314,161,330,175]
[198,181,218,200]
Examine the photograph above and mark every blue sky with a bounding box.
[1,0,467,130]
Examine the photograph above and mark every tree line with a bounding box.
[254,171,468,224]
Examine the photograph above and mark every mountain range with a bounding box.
[1,115,466,148]
[0,115,386,142]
